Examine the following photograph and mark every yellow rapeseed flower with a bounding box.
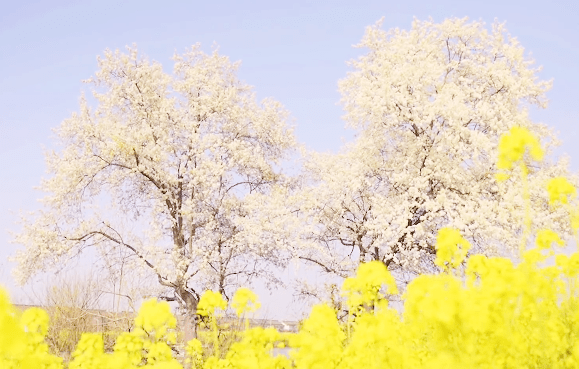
[435,228,471,271]
[535,229,564,251]
[134,298,177,341]
[342,260,398,312]
[547,177,577,205]
[197,290,228,317]
[571,209,579,233]
[113,331,145,365]
[497,126,544,170]
[0,289,26,360]
[68,333,104,369]
[496,126,544,182]
[21,308,49,339]
[231,287,261,317]
[289,304,344,369]
[556,253,579,278]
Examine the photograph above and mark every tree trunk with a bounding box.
[176,286,199,338]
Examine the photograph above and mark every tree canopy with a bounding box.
[268,18,578,296]
[11,44,296,317]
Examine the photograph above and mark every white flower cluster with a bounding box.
[11,44,296,313]
[248,18,578,289]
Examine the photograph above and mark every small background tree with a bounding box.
[29,271,133,363]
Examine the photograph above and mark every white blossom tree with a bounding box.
[10,44,296,320]
[279,18,578,290]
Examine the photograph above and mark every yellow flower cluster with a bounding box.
[205,327,289,369]
[231,287,261,317]
[548,177,577,205]
[342,261,398,311]
[4,237,579,368]
[497,126,544,172]
[69,333,106,369]
[185,338,203,368]
[289,304,344,369]
[231,287,261,332]
[434,227,471,271]
[134,298,177,342]
[0,292,63,369]
[197,290,227,318]
[5,128,579,368]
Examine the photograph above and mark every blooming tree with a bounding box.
[10,45,296,319]
[284,18,578,288]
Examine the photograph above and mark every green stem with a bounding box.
[211,314,219,358]
[564,203,579,248]
[347,310,351,341]
[520,161,531,255]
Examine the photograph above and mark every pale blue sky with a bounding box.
[1,0,578,318]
